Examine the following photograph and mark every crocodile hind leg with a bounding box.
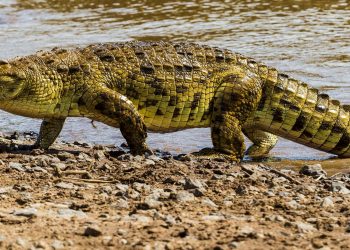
[80,88,151,155]
[34,118,66,149]
[196,68,263,162]
[243,127,278,158]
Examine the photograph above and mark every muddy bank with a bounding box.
[0,133,349,249]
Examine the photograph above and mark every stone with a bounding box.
[13,207,38,217]
[144,197,162,209]
[126,214,153,223]
[0,234,6,243]
[78,153,94,162]
[0,186,11,194]
[32,166,48,173]
[143,159,155,166]
[55,182,75,190]
[235,185,248,196]
[16,237,27,248]
[238,226,257,238]
[165,215,176,225]
[84,226,102,237]
[51,240,64,249]
[299,164,327,178]
[321,196,334,208]
[201,215,225,221]
[329,181,350,194]
[286,200,301,210]
[51,162,67,171]
[57,152,75,161]
[296,222,317,233]
[147,155,163,162]
[133,182,151,193]
[114,199,129,209]
[202,198,218,208]
[57,208,87,219]
[127,189,140,199]
[183,178,207,190]
[94,150,106,160]
[8,162,25,172]
[176,191,195,202]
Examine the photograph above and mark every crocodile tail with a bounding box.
[251,65,350,156]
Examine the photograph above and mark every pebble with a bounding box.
[143,159,155,166]
[51,240,64,249]
[0,234,5,242]
[147,155,163,162]
[116,229,128,237]
[165,215,176,225]
[51,162,67,171]
[202,214,225,221]
[133,182,151,193]
[84,225,102,237]
[57,208,87,219]
[78,153,94,162]
[142,197,162,209]
[55,182,75,190]
[330,181,350,194]
[94,150,106,160]
[57,152,75,161]
[299,164,327,178]
[223,200,233,207]
[127,189,140,199]
[295,222,317,233]
[183,178,207,190]
[238,226,257,237]
[306,217,318,223]
[321,196,334,208]
[16,237,28,248]
[0,186,11,194]
[202,198,218,208]
[114,199,129,209]
[32,166,48,173]
[34,240,49,249]
[13,207,38,217]
[127,214,153,223]
[286,200,301,210]
[8,162,25,172]
[176,191,195,202]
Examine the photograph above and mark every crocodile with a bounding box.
[0,41,349,161]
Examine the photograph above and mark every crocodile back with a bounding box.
[78,41,238,131]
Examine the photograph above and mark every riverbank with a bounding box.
[0,134,349,249]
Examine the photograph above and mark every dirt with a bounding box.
[0,133,349,250]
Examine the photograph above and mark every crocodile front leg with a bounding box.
[34,118,66,149]
[81,87,151,155]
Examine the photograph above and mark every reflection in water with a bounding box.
[0,0,349,161]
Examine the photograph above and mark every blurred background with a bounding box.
[0,0,349,159]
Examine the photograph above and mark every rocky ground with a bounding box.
[0,132,349,250]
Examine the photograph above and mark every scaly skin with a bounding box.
[0,41,349,161]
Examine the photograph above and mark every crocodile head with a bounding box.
[0,60,26,100]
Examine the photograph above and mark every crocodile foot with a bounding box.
[129,143,153,156]
[191,147,241,163]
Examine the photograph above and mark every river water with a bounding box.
[0,0,349,161]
